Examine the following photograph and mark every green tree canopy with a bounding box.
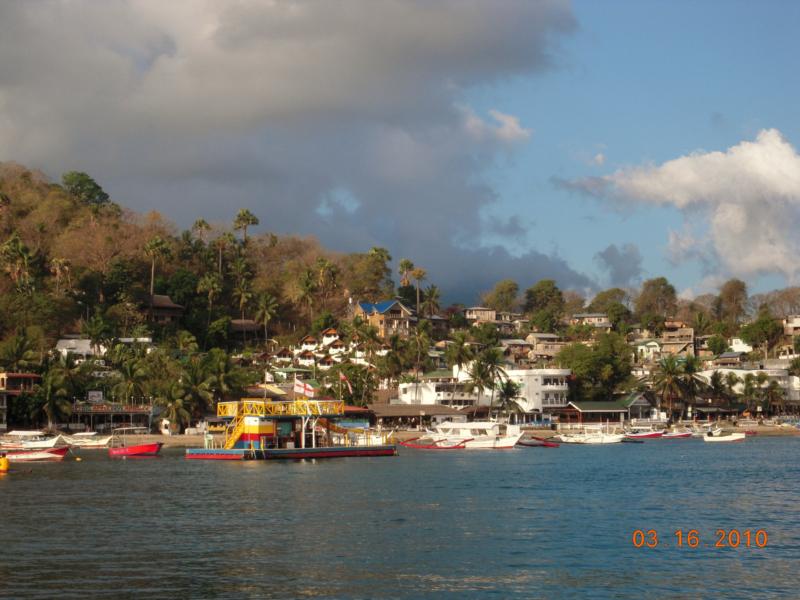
[61,171,110,205]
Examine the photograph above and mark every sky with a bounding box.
[1,0,799,304]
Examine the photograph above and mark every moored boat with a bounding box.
[517,437,559,448]
[662,430,693,439]
[0,431,65,449]
[703,432,746,443]
[399,421,522,450]
[108,442,163,457]
[624,427,664,439]
[3,446,70,461]
[62,433,113,448]
[554,432,626,444]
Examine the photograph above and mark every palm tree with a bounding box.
[175,330,199,355]
[204,348,245,405]
[680,355,705,419]
[496,379,523,422]
[233,208,259,243]
[112,358,148,404]
[742,373,758,414]
[254,293,280,344]
[1,232,34,292]
[476,347,507,418]
[411,267,427,316]
[197,272,222,326]
[295,269,317,323]
[81,312,112,357]
[213,232,236,275]
[763,380,784,416]
[192,219,211,244]
[724,371,741,407]
[144,236,171,298]
[0,330,38,371]
[181,356,214,419]
[709,371,726,406]
[35,366,70,430]
[157,381,192,433]
[398,258,414,287]
[652,356,683,420]
[445,331,474,407]
[421,284,441,317]
[316,257,338,310]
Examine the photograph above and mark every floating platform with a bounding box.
[185,445,397,460]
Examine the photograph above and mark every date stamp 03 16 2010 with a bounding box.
[631,529,768,549]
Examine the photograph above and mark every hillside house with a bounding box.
[355,300,414,338]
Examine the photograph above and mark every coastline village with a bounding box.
[1,165,799,458]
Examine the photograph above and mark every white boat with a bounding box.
[703,431,746,443]
[0,431,65,449]
[662,429,693,439]
[2,446,70,461]
[554,432,626,444]
[62,433,113,448]
[413,421,524,449]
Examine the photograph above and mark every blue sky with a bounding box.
[473,0,800,297]
[1,1,799,303]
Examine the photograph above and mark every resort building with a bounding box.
[148,294,184,324]
[354,300,414,338]
[396,366,571,417]
[0,372,42,432]
[464,306,497,322]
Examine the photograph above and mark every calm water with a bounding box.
[1,437,799,599]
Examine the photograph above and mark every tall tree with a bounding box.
[144,236,171,297]
[61,171,110,205]
[524,279,564,332]
[397,258,414,287]
[192,219,211,244]
[197,272,222,326]
[254,293,279,343]
[411,267,427,316]
[482,279,519,312]
[718,278,748,323]
[635,277,677,318]
[421,285,441,317]
[652,355,683,419]
[445,331,475,407]
[233,209,259,242]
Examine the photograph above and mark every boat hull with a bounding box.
[3,446,69,462]
[625,431,663,439]
[662,432,692,439]
[108,442,163,457]
[185,445,398,460]
[703,433,746,443]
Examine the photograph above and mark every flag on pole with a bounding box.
[339,372,353,394]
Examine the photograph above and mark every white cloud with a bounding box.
[463,108,532,143]
[569,129,800,282]
[592,152,605,166]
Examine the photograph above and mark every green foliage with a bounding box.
[557,332,632,401]
[311,311,337,334]
[482,279,519,312]
[61,171,110,205]
[739,308,783,357]
[470,322,500,347]
[588,288,628,313]
[707,334,729,356]
[635,277,676,319]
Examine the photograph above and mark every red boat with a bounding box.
[624,429,664,439]
[3,446,70,462]
[517,435,560,448]
[108,442,163,458]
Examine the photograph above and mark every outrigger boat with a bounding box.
[2,446,70,462]
[0,431,65,449]
[517,435,559,448]
[62,432,113,448]
[662,429,693,439]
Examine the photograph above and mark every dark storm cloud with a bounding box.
[594,243,643,287]
[0,0,586,300]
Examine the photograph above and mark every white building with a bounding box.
[698,367,796,402]
[396,366,571,415]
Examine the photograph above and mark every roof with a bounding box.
[357,299,411,315]
[150,294,183,309]
[572,313,608,318]
[617,392,655,408]
[230,319,260,332]
[320,328,339,335]
[368,403,466,418]
[567,401,627,413]
[719,352,745,359]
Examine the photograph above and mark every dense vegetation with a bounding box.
[1,162,797,427]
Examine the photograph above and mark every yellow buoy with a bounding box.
[75,457,82,462]
[0,456,9,473]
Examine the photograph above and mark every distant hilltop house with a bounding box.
[526,332,566,360]
[55,336,153,361]
[464,306,496,322]
[354,299,414,338]
[148,294,184,324]
[569,313,612,332]
[464,307,526,334]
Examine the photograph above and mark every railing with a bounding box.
[223,413,245,449]
[218,399,346,418]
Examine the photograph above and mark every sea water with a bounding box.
[1,437,799,599]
